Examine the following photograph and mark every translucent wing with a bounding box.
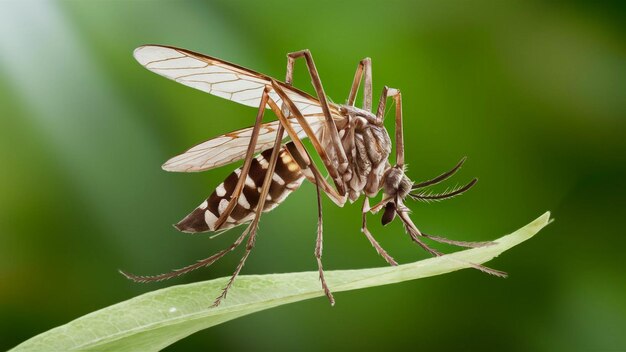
[135,45,344,172]
[162,115,325,172]
[133,45,334,117]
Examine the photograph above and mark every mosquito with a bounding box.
[121,45,506,307]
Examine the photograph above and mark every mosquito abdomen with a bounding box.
[175,143,304,233]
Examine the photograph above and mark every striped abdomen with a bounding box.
[175,143,304,233]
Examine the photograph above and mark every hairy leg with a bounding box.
[213,87,272,230]
[395,205,507,278]
[212,124,287,306]
[120,87,276,283]
[361,198,398,266]
[311,167,335,305]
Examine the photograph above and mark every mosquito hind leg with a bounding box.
[120,229,248,283]
[121,88,277,282]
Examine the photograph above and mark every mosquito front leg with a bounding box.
[395,206,508,278]
[119,226,249,283]
[395,207,442,257]
[347,57,373,112]
[212,124,287,307]
[285,50,349,173]
[360,198,398,266]
[375,86,404,166]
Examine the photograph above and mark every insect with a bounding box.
[121,45,506,307]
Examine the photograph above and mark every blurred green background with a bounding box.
[1,0,625,351]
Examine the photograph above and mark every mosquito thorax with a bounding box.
[338,104,379,125]
[336,104,393,202]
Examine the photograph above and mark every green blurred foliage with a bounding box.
[0,0,624,351]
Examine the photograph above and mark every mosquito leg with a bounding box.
[275,117,346,205]
[367,194,399,214]
[120,229,248,283]
[419,232,494,248]
[375,86,404,166]
[396,208,443,257]
[310,166,335,305]
[212,124,287,307]
[377,88,476,193]
[267,84,347,205]
[280,58,347,201]
[395,207,507,278]
[282,67,334,304]
[212,86,272,230]
[283,142,346,206]
[346,58,373,111]
[122,88,277,282]
[285,50,349,174]
[361,198,398,266]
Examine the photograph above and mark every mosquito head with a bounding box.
[379,158,478,226]
[380,166,412,226]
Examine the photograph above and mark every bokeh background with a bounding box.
[1,0,625,351]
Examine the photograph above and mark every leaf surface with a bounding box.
[11,212,551,352]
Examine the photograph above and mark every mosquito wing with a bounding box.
[133,45,333,117]
[134,45,342,172]
[162,116,325,172]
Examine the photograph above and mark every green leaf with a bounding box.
[11,212,551,352]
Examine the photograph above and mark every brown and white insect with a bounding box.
[121,45,506,307]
